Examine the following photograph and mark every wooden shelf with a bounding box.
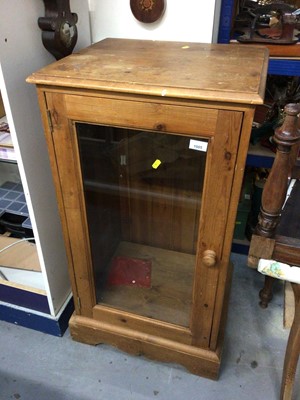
[263,43,300,58]
[230,40,300,58]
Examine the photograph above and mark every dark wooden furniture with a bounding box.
[27,38,268,379]
[248,103,300,400]
[38,0,78,60]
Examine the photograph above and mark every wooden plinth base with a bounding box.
[69,314,221,380]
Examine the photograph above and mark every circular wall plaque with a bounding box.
[130,0,166,23]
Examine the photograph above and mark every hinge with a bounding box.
[46,109,53,133]
[77,296,81,310]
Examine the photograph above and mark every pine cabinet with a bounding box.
[28,38,268,378]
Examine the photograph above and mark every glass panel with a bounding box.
[76,123,207,327]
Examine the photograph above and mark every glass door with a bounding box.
[76,123,207,327]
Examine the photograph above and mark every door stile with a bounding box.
[209,107,255,351]
[191,109,243,348]
[44,91,96,317]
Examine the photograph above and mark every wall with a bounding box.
[88,0,221,44]
[0,0,91,315]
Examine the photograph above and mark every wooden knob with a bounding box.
[202,250,217,267]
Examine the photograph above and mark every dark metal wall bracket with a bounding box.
[38,0,78,60]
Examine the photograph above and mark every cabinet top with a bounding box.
[27,38,269,105]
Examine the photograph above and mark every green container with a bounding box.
[233,199,251,240]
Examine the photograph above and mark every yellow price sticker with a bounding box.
[152,159,161,169]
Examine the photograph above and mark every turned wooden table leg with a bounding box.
[280,283,300,400]
[259,275,275,308]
